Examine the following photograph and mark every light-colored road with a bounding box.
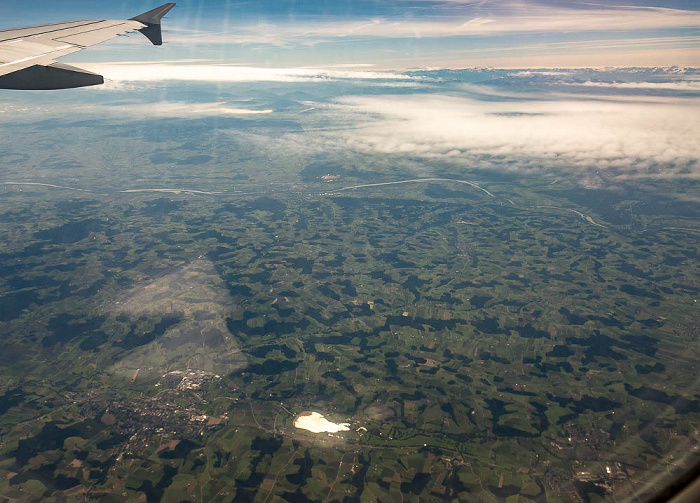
[336,177,496,198]
[333,177,608,229]
[2,181,95,192]
[121,188,224,195]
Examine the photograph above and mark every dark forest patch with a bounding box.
[177,154,212,165]
[34,219,102,244]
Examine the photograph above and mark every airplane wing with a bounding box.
[0,3,175,90]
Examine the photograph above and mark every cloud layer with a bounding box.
[82,63,421,84]
[315,92,700,185]
[100,101,273,117]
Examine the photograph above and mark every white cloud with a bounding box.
[319,93,699,185]
[80,63,422,84]
[572,80,700,91]
[102,101,273,118]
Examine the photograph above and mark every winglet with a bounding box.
[130,3,176,46]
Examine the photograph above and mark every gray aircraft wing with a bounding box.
[0,3,175,90]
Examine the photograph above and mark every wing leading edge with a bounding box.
[0,3,175,90]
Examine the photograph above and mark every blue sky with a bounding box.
[1,1,698,67]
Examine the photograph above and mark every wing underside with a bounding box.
[0,3,175,90]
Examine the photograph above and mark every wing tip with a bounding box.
[131,3,175,46]
[130,3,176,26]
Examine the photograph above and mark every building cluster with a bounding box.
[158,369,222,391]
